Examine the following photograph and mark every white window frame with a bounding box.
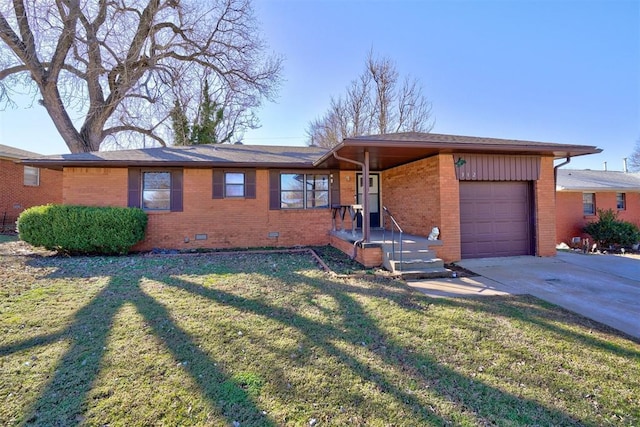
[225,172,245,197]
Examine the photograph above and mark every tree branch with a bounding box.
[48,0,81,82]
[0,62,86,81]
[102,124,167,146]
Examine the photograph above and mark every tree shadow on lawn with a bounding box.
[436,293,640,358]
[1,262,276,426]
[2,252,635,425]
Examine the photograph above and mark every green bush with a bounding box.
[18,205,148,255]
[583,208,640,250]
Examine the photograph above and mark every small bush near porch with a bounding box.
[0,242,638,426]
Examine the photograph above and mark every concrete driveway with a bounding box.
[407,252,640,340]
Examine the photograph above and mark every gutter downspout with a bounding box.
[554,157,571,190]
[332,151,371,246]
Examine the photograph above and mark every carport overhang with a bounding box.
[314,133,602,243]
[314,133,602,171]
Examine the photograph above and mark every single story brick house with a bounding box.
[0,144,62,231]
[556,168,640,246]
[22,132,600,265]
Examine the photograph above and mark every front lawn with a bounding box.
[0,245,638,426]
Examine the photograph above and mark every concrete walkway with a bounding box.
[407,252,640,340]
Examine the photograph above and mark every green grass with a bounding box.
[0,248,638,426]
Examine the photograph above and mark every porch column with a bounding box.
[362,149,370,243]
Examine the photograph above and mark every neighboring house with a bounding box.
[21,132,600,264]
[0,144,62,231]
[556,168,640,246]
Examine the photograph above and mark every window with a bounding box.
[128,169,182,212]
[212,169,255,199]
[225,172,245,197]
[617,193,626,210]
[24,166,40,186]
[280,173,329,209]
[305,174,329,208]
[583,193,595,215]
[142,172,171,210]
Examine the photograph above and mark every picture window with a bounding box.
[280,173,329,209]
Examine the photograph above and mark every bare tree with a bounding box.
[0,0,282,153]
[307,51,433,148]
[629,138,640,172]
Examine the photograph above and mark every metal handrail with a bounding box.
[382,206,403,271]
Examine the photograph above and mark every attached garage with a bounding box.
[459,181,534,258]
[455,154,538,259]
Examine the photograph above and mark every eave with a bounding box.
[314,135,602,171]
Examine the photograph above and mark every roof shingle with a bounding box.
[0,144,44,159]
[21,144,329,169]
[556,169,640,191]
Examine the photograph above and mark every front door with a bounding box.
[356,173,380,228]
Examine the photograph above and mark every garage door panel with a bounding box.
[459,181,533,258]
[474,203,495,217]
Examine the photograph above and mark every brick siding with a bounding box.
[535,157,557,257]
[381,154,461,262]
[380,154,558,262]
[62,167,333,251]
[0,158,62,230]
[60,155,562,261]
[556,189,640,246]
[329,235,382,268]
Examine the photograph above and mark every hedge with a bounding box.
[584,208,640,250]
[18,205,148,255]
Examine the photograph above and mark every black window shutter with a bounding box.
[330,170,340,206]
[245,170,256,199]
[128,168,141,208]
[269,170,280,210]
[212,169,224,199]
[170,169,183,212]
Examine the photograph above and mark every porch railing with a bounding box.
[382,206,403,271]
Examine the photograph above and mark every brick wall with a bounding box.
[62,167,333,251]
[381,154,461,262]
[338,170,358,231]
[435,154,462,261]
[535,157,557,257]
[63,167,128,206]
[0,158,62,230]
[379,154,558,261]
[329,235,382,268]
[556,190,640,246]
[339,171,357,207]
[58,157,566,259]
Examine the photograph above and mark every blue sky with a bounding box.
[0,0,638,170]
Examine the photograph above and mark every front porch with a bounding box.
[329,228,452,278]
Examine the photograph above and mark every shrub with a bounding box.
[583,208,640,250]
[18,205,147,255]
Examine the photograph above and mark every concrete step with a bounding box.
[399,268,454,280]
[389,257,445,271]
[385,251,434,261]
[381,236,449,278]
